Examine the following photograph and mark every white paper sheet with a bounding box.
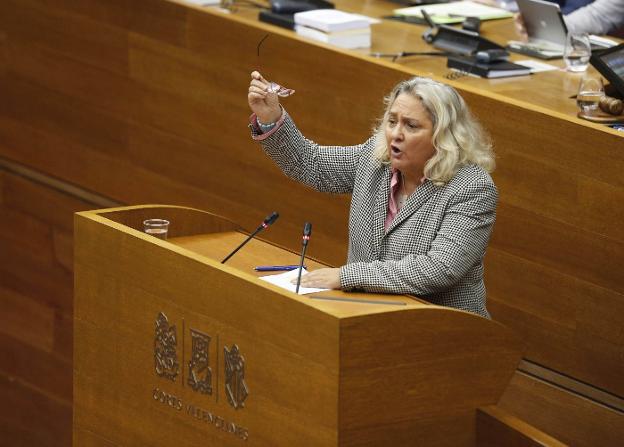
[514,59,559,73]
[259,268,330,295]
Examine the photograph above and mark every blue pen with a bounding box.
[254,265,305,272]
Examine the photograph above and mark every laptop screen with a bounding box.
[516,0,568,48]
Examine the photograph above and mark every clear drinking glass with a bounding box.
[495,0,516,11]
[143,219,170,240]
[564,33,591,72]
[576,75,604,114]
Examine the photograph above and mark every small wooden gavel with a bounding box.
[599,96,624,115]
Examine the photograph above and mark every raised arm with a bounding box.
[255,114,374,194]
[248,71,372,194]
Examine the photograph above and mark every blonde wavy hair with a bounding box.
[373,77,494,186]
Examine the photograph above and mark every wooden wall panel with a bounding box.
[341,412,475,447]
[6,0,129,75]
[0,109,254,227]
[487,203,623,396]
[486,249,624,397]
[492,203,622,296]
[494,151,624,240]
[0,285,55,353]
[4,174,90,232]
[0,169,101,446]
[0,329,72,404]
[0,76,130,159]
[0,205,73,311]
[0,374,72,447]
[0,31,6,76]
[497,373,624,447]
[53,228,74,273]
[13,0,133,31]
[7,40,135,122]
[476,406,567,447]
[128,0,189,47]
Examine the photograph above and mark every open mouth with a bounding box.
[391,145,401,156]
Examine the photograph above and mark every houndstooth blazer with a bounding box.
[252,112,497,318]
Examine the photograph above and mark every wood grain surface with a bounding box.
[497,372,624,446]
[73,205,522,446]
[1,0,623,445]
[0,169,96,447]
[476,405,567,447]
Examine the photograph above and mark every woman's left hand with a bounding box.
[293,268,341,289]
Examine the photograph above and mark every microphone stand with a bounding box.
[371,51,457,62]
[295,222,312,294]
[221,212,279,264]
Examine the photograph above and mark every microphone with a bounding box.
[421,9,437,44]
[221,212,279,264]
[295,222,312,294]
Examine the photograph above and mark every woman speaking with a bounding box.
[248,72,496,318]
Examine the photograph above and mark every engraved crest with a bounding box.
[224,344,248,409]
[188,329,213,394]
[154,312,179,381]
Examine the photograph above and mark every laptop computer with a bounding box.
[508,0,568,59]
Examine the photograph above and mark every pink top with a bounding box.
[384,170,426,232]
[384,170,402,231]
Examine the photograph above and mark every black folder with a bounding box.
[447,55,532,79]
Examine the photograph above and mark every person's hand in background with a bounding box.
[514,13,529,41]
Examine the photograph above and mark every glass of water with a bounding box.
[143,219,170,240]
[564,33,591,72]
[576,75,604,114]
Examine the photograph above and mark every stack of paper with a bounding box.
[293,9,372,49]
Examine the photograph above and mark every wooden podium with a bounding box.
[73,205,523,447]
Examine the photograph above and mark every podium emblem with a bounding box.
[154,312,179,381]
[224,344,248,409]
[188,329,213,394]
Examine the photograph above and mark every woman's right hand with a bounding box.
[513,13,529,42]
[248,71,282,124]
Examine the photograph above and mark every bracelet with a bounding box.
[257,118,276,133]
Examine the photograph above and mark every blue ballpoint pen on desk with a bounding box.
[254,265,306,272]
